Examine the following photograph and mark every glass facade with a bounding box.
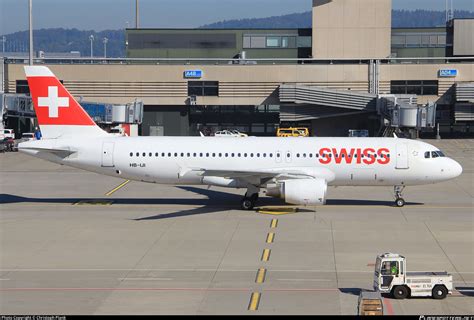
[391,33,448,48]
[243,34,308,49]
[128,33,237,49]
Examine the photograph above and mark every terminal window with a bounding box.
[243,35,298,49]
[390,80,439,96]
[391,33,448,48]
[16,80,30,94]
[188,81,219,96]
[128,33,236,49]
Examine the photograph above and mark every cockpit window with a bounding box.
[431,151,446,158]
[427,151,446,159]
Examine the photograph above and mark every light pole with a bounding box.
[89,34,94,58]
[2,36,6,54]
[29,0,33,65]
[136,0,139,28]
[103,37,108,58]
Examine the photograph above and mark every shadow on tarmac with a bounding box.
[0,186,423,220]
[339,288,365,296]
[455,287,474,297]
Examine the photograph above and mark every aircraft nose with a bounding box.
[451,159,463,178]
[444,158,463,180]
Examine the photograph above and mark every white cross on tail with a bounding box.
[38,86,70,118]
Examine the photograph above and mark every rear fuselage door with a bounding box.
[396,143,409,169]
[101,142,115,167]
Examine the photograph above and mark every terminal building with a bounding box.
[2,0,474,137]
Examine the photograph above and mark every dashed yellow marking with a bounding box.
[270,219,278,229]
[266,232,275,244]
[74,200,114,206]
[105,180,130,196]
[261,249,271,262]
[255,268,266,284]
[248,292,261,311]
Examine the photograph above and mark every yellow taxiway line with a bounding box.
[248,292,261,311]
[255,268,267,284]
[105,180,130,196]
[261,249,271,262]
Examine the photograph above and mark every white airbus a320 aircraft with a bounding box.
[19,66,463,210]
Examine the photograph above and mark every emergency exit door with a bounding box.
[101,142,115,167]
[396,143,409,169]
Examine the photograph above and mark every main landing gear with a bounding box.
[394,186,406,207]
[241,185,260,210]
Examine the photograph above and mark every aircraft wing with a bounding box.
[188,167,336,185]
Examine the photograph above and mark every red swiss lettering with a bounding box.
[332,148,355,164]
[318,148,331,164]
[377,148,390,165]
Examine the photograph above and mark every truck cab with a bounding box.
[374,253,452,300]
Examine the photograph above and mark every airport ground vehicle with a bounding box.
[19,67,463,210]
[358,291,383,315]
[374,253,453,299]
[21,133,35,141]
[349,129,369,137]
[0,138,14,152]
[277,127,310,137]
[214,130,248,137]
[0,129,15,140]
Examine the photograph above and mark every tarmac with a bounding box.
[0,139,473,315]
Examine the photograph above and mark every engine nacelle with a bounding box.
[266,179,327,206]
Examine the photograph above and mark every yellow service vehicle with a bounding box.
[277,127,310,137]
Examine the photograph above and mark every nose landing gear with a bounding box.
[394,186,406,207]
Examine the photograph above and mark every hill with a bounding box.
[1,28,125,58]
[200,9,474,29]
[2,10,473,58]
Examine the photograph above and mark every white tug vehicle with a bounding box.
[374,253,453,299]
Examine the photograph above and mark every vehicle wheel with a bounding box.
[395,198,405,207]
[392,286,409,299]
[432,285,448,300]
[241,198,255,211]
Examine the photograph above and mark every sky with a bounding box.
[1,0,474,35]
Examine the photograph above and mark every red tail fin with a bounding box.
[25,66,106,138]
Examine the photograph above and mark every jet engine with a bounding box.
[266,178,327,206]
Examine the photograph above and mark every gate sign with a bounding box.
[439,69,458,77]
[184,70,203,79]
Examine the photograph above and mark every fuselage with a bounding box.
[19,136,463,188]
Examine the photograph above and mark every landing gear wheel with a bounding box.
[432,285,448,300]
[396,198,406,207]
[392,286,409,300]
[241,198,255,211]
[394,186,406,207]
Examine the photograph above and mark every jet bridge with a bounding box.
[454,83,474,122]
[279,84,378,111]
[278,84,378,122]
